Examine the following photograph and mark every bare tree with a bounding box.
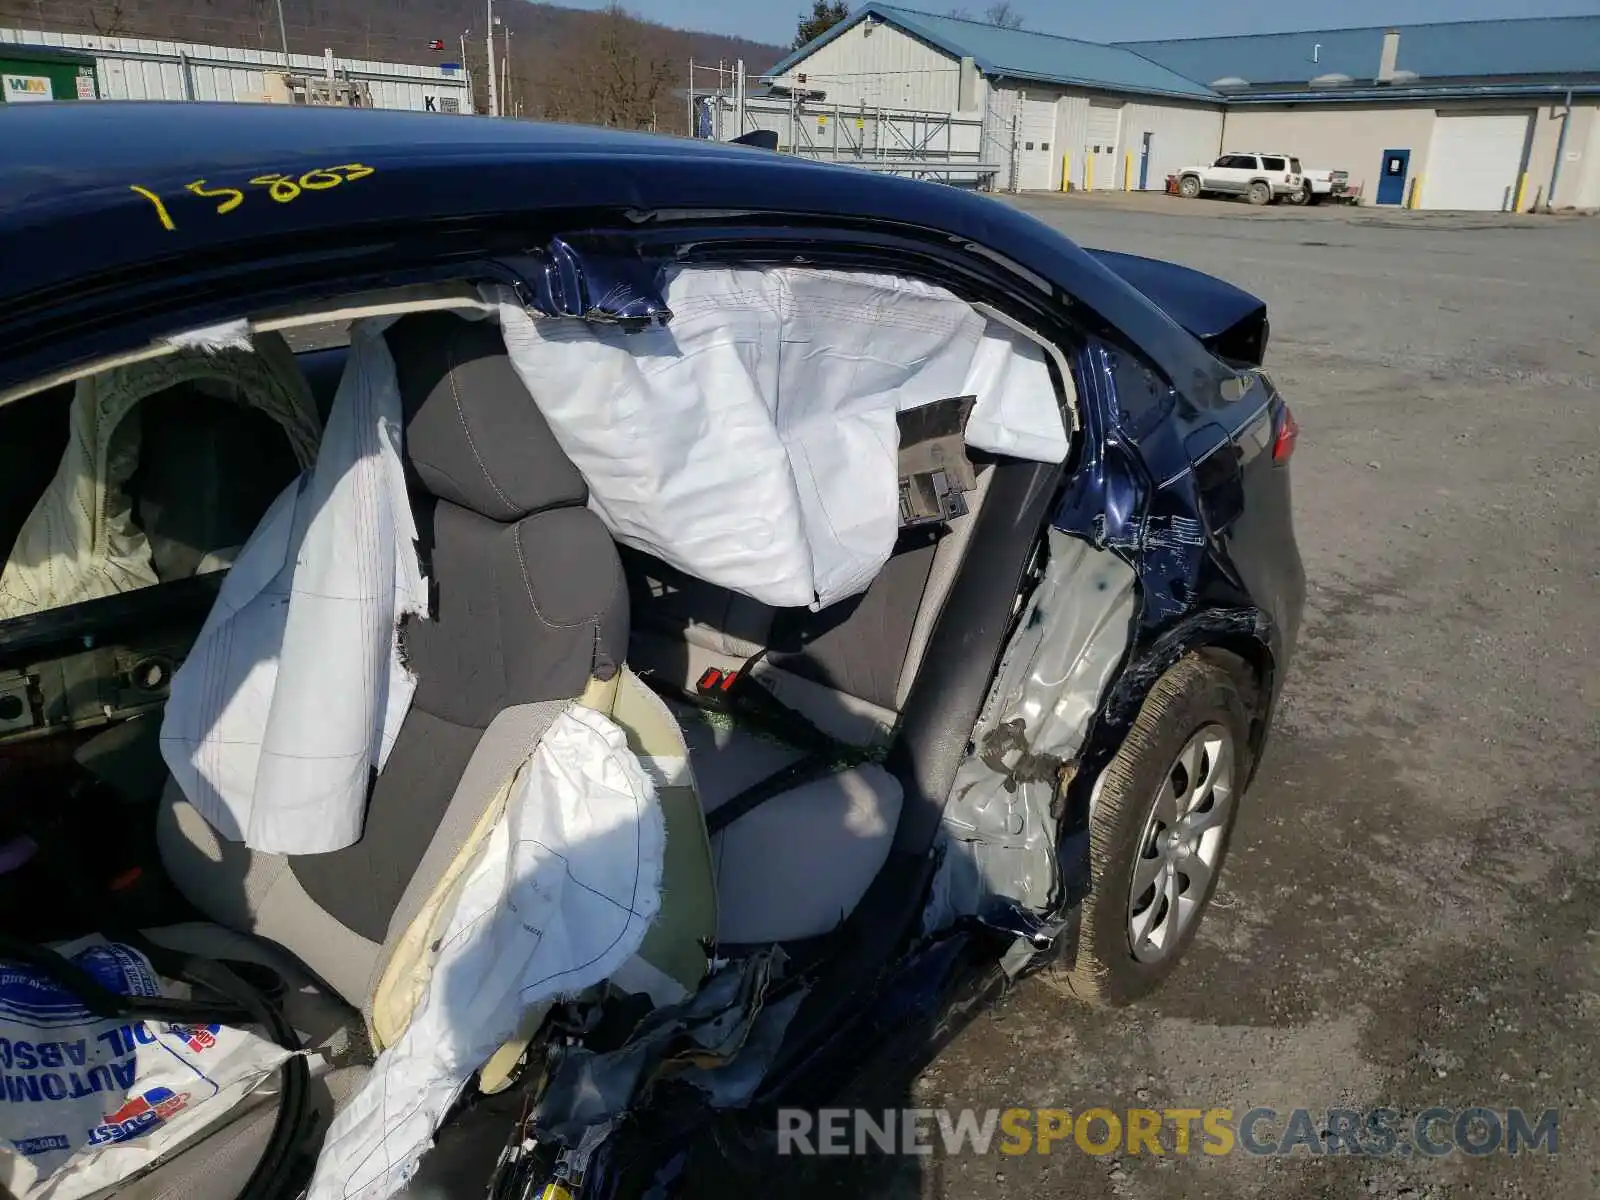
[88,0,128,37]
[984,2,1024,28]
[537,2,676,131]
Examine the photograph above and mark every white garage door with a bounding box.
[1016,95,1056,190]
[1420,113,1530,211]
[1085,100,1123,190]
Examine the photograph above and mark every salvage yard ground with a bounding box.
[739,193,1598,1199]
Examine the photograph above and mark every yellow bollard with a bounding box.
[1061,152,1069,192]
[1407,176,1423,209]
[1514,172,1529,212]
[1125,151,1133,191]
[1086,155,1094,192]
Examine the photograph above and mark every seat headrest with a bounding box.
[385,312,587,521]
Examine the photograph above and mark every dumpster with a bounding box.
[1,44,99,103]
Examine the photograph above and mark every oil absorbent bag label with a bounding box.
[0,936,293,1200]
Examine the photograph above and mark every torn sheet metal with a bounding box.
[306,704,664,1200]
[159,318,423,855]
[925,530,1137,931]
[491,237,676,330]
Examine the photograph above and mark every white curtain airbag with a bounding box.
[496,270,813,606]
[962,323,1072,464]
[0,336,320,619]
[492,266,1067,611]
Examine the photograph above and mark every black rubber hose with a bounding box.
[6,761,316,1199]
[0,933,314,1200]
[0,933,250,1025]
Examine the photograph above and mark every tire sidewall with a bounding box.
[1180,176,1201,198]
[1077,657,1251,1003]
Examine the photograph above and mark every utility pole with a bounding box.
[274,0,290,67]
[460,30,472,112]
[686,59,694,137]
[486,0,500,118]
[502,26,513,117]
[735,58,745,137]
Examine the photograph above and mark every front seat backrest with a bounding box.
[286,312,628,947]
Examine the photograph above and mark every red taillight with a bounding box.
[1272,405,1299,463]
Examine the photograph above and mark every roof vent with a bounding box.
[1209,76,1250,91]
[1376,29,1400,82]
[1309,72,1353,88]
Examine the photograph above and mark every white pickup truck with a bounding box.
[1177,152,1304,205]
[1288,167,1351,205]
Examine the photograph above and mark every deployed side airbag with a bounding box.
[305,704,663,1200]
[159,320,426,856]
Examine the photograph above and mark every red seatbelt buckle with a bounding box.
[696,667,740,708]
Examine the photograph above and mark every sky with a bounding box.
[552,0,1600,49]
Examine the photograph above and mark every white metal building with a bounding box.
[766,4,1223,194]
[1124,19,1600,211]
[0,26,471,113]
[768,4,1600,211]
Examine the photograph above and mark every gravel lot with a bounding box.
[765,195,1599,1199]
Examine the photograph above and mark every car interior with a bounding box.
[0,275,1076,1196]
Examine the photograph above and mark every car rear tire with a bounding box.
[1248,181,1272,206]
[1178,175,1202,199]
[1039,654,1250,1006]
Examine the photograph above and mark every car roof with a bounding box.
[0,103,1224,395]
[1,103,1019,298]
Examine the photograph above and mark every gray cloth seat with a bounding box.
[146,312,629,1196]
[159,310,629,1010]
[622,464,995,943]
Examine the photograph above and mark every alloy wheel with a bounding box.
[1126,723,1235,963]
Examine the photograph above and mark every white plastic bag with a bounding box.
[0,937,293,1200]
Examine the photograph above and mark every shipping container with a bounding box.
[0,43,98,104]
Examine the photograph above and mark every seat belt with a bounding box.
[684,655,881,838]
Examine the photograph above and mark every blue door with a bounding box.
[1377,148,1411,205]
[1139,132,1152,190]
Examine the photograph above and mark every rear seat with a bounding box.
[624,465,994,944]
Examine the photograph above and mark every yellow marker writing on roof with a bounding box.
[128,164,377,232]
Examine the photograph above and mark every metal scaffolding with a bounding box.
[689,61,1000,188]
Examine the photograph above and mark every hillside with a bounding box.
[0,0,784,131]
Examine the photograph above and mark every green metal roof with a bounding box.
[0,42,98,68]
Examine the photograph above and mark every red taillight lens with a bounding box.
[1272,404,1299,463]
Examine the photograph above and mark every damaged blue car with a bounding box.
[0,102,1303,1200]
